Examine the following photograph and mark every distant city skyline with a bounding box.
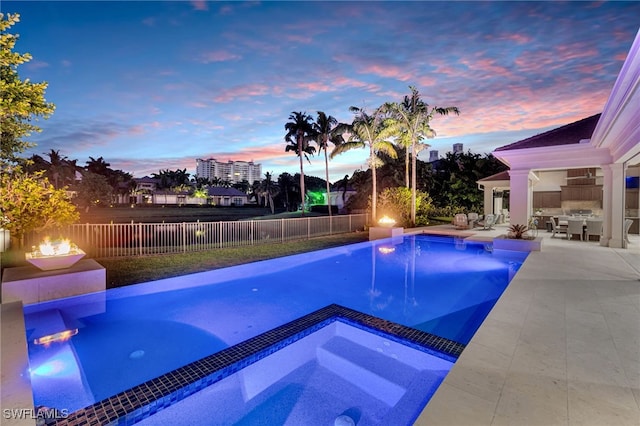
[7,1,640,182]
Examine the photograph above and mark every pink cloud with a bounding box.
[615,52,628,62]
[577,63,605,74]
[460,57,513,79]
[487,33,532,45]
[294,81,333,92]
[194,146,283,166]
[214,84,270,102]
[554,43,598,61]
[514,50,561,73]
[218,5,233,15]
[189,101,209,109]
[199,50,241,63]
[285,34,313,44]
[190,1,208,11]
[359,63,413,81]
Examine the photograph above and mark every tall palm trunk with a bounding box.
[371,143,378,221]
[297,131,306,215]
[411,140,417,225]
[324,144,332,217]
[405,149,410,188]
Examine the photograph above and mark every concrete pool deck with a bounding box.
[1,224,638,425]
[416,223,640,425]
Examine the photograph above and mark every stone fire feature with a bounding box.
[1,259,106,305]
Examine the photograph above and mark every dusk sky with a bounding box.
[7,1,640,182]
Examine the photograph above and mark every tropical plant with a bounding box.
[385,86,459,226]
[312,111,346,217]
[507,224,529,240]
[192,187,208,205]
[0,170,79,247]
[0,13,56,169]
[331,106,396,221]
[284,111,316,214]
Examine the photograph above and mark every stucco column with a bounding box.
[508,169,531,227]
[601,163,626,248]
[483,186,494,218]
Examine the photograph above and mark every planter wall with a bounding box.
[493,236,543,252]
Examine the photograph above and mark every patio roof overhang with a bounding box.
[590,29,640,165]
[494,141,614,171]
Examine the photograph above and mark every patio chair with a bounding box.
[550,216,568,239]
[585,218,603,241]
[624,219,633,243]
[567,218,584,241]
[453,213,469,229]
[477,213,496,230]
[467,212,479,228]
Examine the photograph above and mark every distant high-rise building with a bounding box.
[429,150,439,162]
[196,158,262,184]
[453,143,464,154]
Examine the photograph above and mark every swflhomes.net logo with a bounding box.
[3,407,69,424]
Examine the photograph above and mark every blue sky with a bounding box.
[7,1,640,182]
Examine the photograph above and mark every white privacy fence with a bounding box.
[26,214,368,258]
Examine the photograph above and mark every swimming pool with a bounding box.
[23,234,527,421]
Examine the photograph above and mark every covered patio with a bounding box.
[475,32,640,249]
[417,28,640,425]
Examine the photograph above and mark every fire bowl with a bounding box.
[25,250,86,271]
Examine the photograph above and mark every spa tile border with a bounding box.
[53,304,464,425]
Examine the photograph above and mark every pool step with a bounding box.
[316,336,418,406]
[26,308,68,340]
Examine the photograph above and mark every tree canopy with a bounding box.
[0,171,79,247]
[1,13,55,169]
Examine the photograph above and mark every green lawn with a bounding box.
[97,232,369,289]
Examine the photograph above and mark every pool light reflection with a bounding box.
[34,329,79,347]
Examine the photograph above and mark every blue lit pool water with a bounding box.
[23,235,527,414]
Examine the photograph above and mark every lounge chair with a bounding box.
[550,217,568,239]
[467,212,479,228]
[453,213,469,229]
[585,218,603,241]
[477,213,496,230]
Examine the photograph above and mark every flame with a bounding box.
[378,215,396,227]
[36,237,74,256]
[33,329,79,347]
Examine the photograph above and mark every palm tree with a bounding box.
[277,172,296,211]
[330,106,397,221]
[312,111,346,216]
[259,172,279,214]
[85,156,111,176]
[386,86,459,225]
[44,149,77,189]
[284,111,316,215]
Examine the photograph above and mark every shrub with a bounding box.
[376,187,433,227]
